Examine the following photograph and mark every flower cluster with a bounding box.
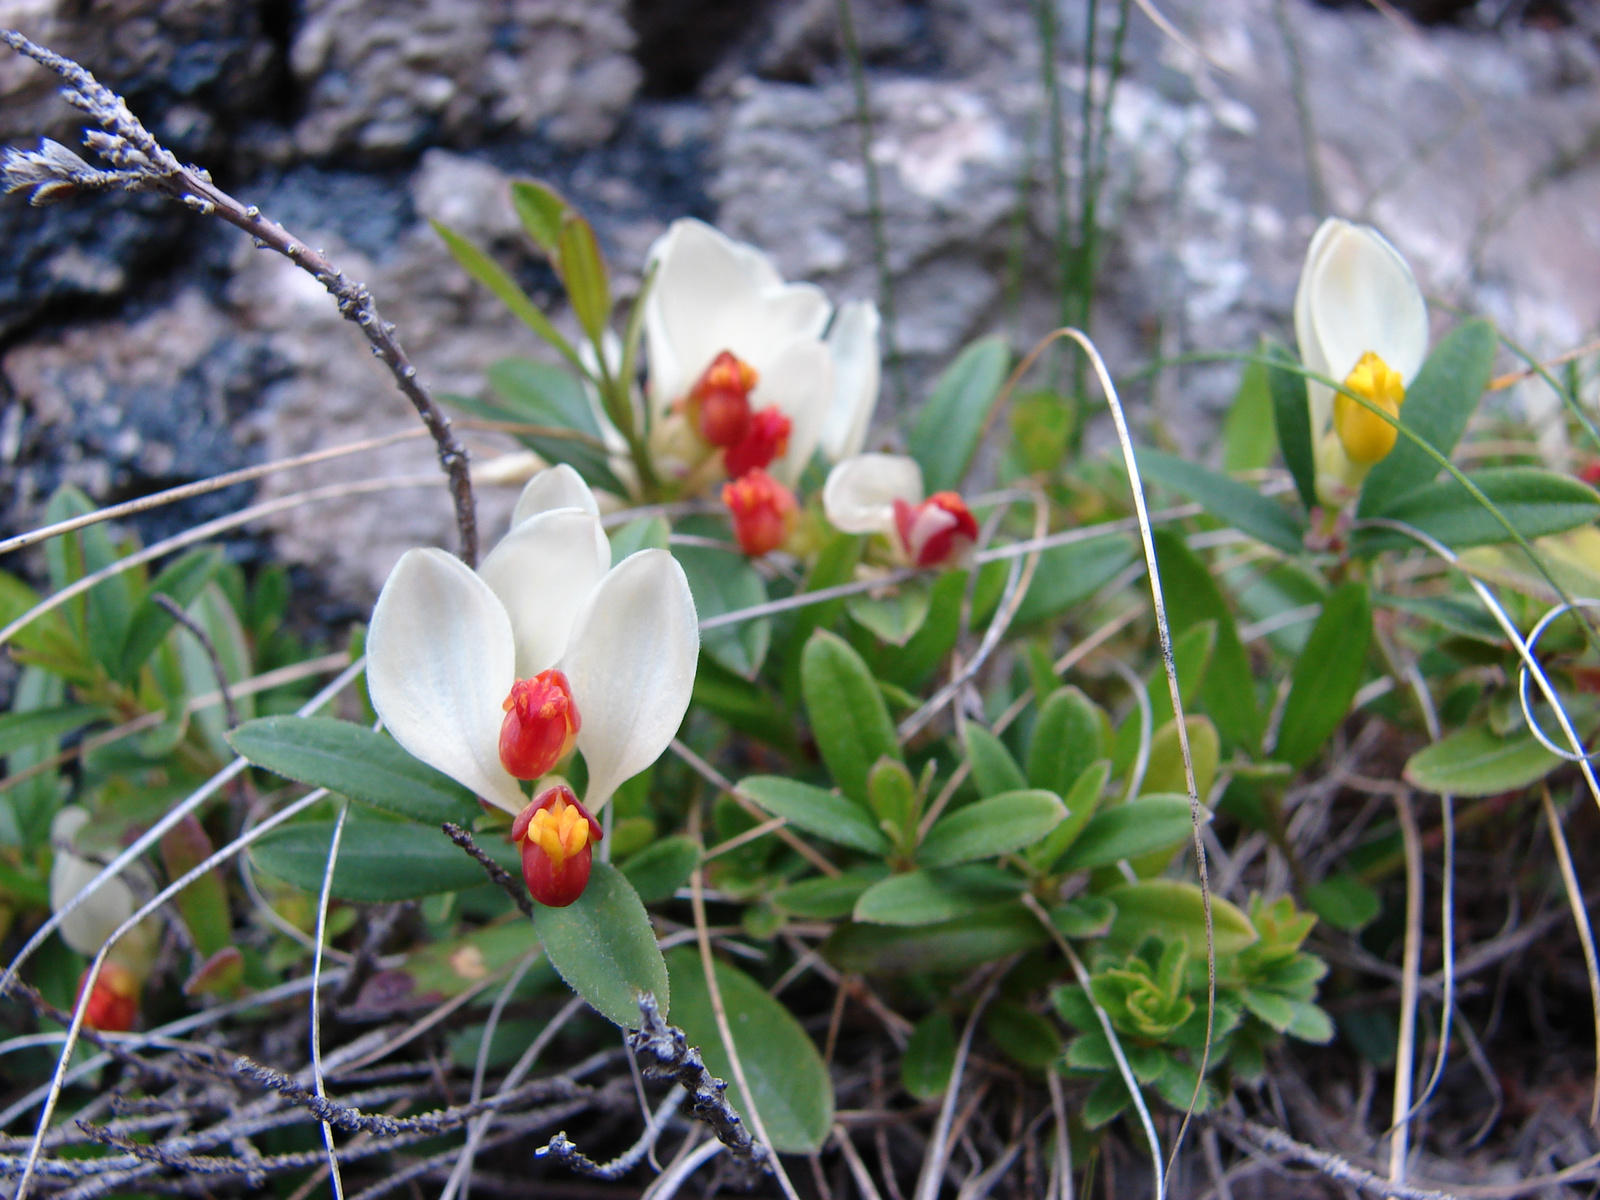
[822,453,979,569]
[640,219,881,557]
[367,466,698,907]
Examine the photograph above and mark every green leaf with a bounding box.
[432,221,582,370]
[1266,341,1318,513]
[1152,529,1262,751]
[902,1012,956,1100]
[1016,533,1137,625]
[1140,715,1220,800]
[482,358,623,493]
[1050,894,1116,938]
[1357,467,1600,552]
[1136,449,1305,555]
[677,543,769,679]
[964,724,1029,799]
[252,814,519,901]
[824,904,1049,975]
[984,1001,1061,1071]
[1358,320,1498,518]
[664,949,833,1153]
[691,659,796,752]
[1147,621,1217,730]
[1305,874,1381,932]
[1285,999,1335,1043]
[535,863,669,1028]
[801,630,901,806]
[609,515,670,564]
[848,580,933,646]
[867,757,918,847]
[1224,357,1278,473]
[774,864,890,918]
[738,776,890,854]
[1403,723,1564,797]
[853,865,1026,925]
[1241,987,1296,1032]
[1081,1075,1132,1129]
[0,705,101,759]
[1054,795,1199,872]
[620,836,700,905]
[1272,582,1371,768]
[907,335,1010,492]
[1028,760,1109,871]
[1103,881,1258,958]
[117,547,223,682]
[510,179,567,252]
[161,816,234,962]
[1027,686,1106,798]
[228,717,481,826]
[558,214,611,342]
[874,568,976,688]
[918,789,1066,868]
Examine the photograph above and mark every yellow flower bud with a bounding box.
[1332,351,1406,465]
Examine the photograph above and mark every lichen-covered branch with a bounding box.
[0,29,479,566]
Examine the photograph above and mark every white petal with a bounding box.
[49,808,136,957]
[752,338,834,488]
[478,508,610,678]
[823,453,923,535]
[511,465,600,527]
[1295,220,1339,439]
[367,548,526,814]
[649,220,772,407]
[1307,219,1428,387]
[820,300,881,462]
[561,549,699,808]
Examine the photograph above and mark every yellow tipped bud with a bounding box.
[1333,351,1406,465]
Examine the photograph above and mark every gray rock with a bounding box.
[289,0,641,159]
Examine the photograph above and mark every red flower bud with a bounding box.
[76,963,140,1032]
[687,350,759,448]
[723,405,792,479]
[893,491,979,567]
[510,786,603,907]
[723,468,797,557]
[499,669,580,780]
[1581,462,1600,487]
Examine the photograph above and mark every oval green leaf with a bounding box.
[1054,795,1201,872]
[902,1012,956,1100]
[907,335,1010,492]
[738,775,890,854]
[620,835,700,905]
[1103,881,1258,958]
[800,630,901,806]
[963,723,1028,799]
[917,789,1066,868]
[853,865,1026,926]
[1273,582,1371,768]
[664,948,833,1153]
[773,864,891,919]
[251,815,518,902]
[1027,686,1106,798]
[228,716,482,826]
[678,543,770,679]
[1358,467,1600,553]
[534,863,668,1028]
[823,904,1048,975]
[1403,723,1563,797]
[1136,449,1305,555]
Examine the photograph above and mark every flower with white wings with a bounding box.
[823,453,979,568]
[366,466,699,906]
[50,805,159,1030]
[1295,217,1428,507]
[643,218,881,490]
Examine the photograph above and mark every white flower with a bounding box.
[366,467,699,814]
[50,806,158,968]
[823,453,979,568]
[1294,218,1428,505]
[643,219,881,485]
